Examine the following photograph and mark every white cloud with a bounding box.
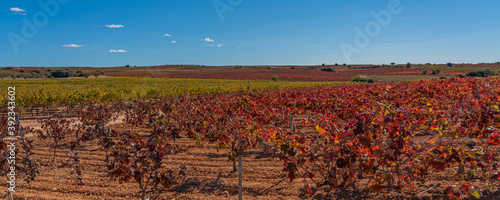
[10,7,27,15]
[217,44,223,47]
[164,33,171,36]
[238,47,241,49]
[110,49,127,53]
[171,40,177,43]
[203,38,214,42]
[106,24,124,28]
[207,44,215,47]
[63,44,84,48]
[10,7,25,12]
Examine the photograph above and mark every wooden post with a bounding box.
[238,133,242,200]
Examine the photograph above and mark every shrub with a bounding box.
[351,76,369,82]
[4,67,14,70]
[20,73,29,79]
[351,76,374,83]
[320,68,334,72]
[439,76,447,79]
[272,75,279,81]
[423,70,428,75]
[31,72,40,78]
[38,116,74,171]
[447,62,452,67]
[51,69,72,78]
[431,70,437,74]
[406,63,411,68]
[0,71,10,79]
[291,67,295,69]
[466,69,493,77]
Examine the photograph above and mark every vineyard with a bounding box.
[0,77,344,114]
[1,77,500,199]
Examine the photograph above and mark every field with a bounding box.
[0,77,344,114]
[4,63,500,83]
[89,64,500,82]
[1,74,500,200]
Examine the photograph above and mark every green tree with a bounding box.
[51,69,72,78]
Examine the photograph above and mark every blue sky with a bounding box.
[1,0,499,67]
